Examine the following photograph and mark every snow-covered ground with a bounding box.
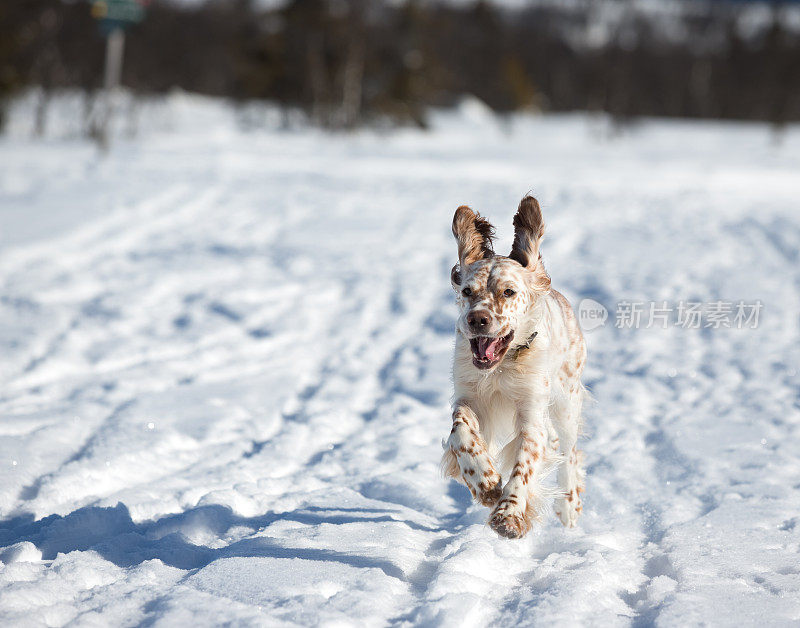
[1,95,799,626]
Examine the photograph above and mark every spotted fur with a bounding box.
[443,195,587,539]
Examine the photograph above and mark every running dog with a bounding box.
[442,195,587,539]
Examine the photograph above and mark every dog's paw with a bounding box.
[476,475,502,507]
[489,499,532,539]
[457,455,502,506]
[555,487,583,528]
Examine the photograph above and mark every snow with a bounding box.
[1,94,800,625]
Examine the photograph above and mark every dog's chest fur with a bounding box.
[452,290,578,457]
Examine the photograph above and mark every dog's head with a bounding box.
[450,196,551,370]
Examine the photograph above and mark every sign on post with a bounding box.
[91,0,148,151]
[92,0,146,32]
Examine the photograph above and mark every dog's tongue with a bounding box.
[477,337,503,361]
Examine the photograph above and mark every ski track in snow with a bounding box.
[1,104,800,626]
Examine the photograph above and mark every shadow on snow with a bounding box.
[0,502,448,578]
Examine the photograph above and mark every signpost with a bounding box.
[91,0,147,151]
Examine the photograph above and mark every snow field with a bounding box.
[1,96,799,625]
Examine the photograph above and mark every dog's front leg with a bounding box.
[441,402,502,507]
[489,395,549,539]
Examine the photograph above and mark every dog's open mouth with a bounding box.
[470,331,514,369]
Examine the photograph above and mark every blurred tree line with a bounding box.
[2,0,799,130]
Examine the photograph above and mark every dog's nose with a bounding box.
[467,310,491,333]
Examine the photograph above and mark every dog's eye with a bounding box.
[503,288,516,297]
[462,287,472,297]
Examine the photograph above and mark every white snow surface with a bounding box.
[1,96,800,626]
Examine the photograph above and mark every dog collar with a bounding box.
[511,331,538,360]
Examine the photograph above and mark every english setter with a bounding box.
[442,196,587,539]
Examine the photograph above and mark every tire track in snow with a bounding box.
[1,184,246,518]
[17,399,136,504]
[1,185,220,393]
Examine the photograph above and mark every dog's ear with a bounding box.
[509,195,545,269]
[452,205,495,271]
[510,195,551,292]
